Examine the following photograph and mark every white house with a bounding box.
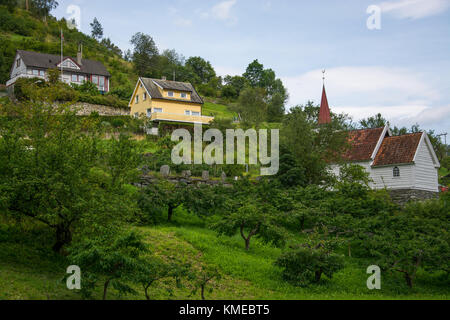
[319,85,441,200]
[6,46,111,93]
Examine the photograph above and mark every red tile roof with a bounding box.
[318,86,331,125]
[372,133,422,167]
[342,127,385,162]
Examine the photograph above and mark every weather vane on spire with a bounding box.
[322,69,326,85]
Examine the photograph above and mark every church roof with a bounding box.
[343,127,386,162]
[372,133,423,167]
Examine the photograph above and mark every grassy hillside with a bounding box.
[1,211,448,300]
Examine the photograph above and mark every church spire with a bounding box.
[318,70,332,125]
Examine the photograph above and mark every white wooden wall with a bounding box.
[412,138,439,192]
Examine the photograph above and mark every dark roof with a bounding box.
[343,127,385,162]
[372,133,422,167]
[140,77,203,104]
[318,85,331,125]
[17,50,110,77]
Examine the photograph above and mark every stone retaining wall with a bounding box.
[70,102,130,116]
[388,189,439,205]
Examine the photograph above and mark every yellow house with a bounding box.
[129,77,214,125]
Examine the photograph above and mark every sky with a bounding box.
[52,0,450,135]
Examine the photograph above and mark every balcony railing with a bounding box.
[149,112,214,124]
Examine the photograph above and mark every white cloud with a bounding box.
[199,0,238,24]
[174,18,193,27]
[282,66,447,129]
[379,0,450,19]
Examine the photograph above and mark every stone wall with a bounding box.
[137,174,232,188]
[389,189,439,206]
[70,102,130,116]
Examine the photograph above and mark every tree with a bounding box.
[275,233,345,286]
[0,89,142,253]
[213,179,287,251]
[137,256,192,300]
[30,0,58,18]
[90,18,103,41]
[139,180,185,222]
[243,59,264,87]
[235,87,268,125]
[0,0,17,12]
[191,266,221,300]
[185,56,216,85]
[130,32,159,77]
[69,231,148,300]
[359,113,387,129]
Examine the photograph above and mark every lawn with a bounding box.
[0,211,448,300]
[202,102,237,120]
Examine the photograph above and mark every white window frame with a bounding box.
[32,69,39,76]
[154,108,163,113]
[146,108,152,117]
[185,110,191,116]
[192,111,200,116]
[181,92,187,98]
[39,70,45,76]
[71,74,78,82]
[167,91,174,97]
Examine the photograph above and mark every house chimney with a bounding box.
[77,43,83,65]
[162,76,167,81]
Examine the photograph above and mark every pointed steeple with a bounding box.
[318,71,331,125]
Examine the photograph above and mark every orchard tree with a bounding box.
[191,266,221,300]
[0,88,142,253]
[69,231,148,300]
[275,232,345,286]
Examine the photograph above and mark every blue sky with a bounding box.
[53,0,450,134]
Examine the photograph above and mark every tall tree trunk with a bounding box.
[315,269,322,283]
[405,273,413,288]
[168,205,174,222]
[26,0,29,11]
[52,223,72,253]
[245,238,251,251]
[103,279,110,300]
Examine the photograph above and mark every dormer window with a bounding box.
[58,58,80,70]
[393,167,400,177]
[168,91,174,97]
[181,92,187,98]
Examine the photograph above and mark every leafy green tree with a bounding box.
[90,18,103,40]
[235,87,268,125]
[185,56,216,85]
[359,113,387,129]
[137,256,192,300]
[0,0,17,12]
[243,59,265,87]
[213,179,287,250]
[191,266,221,300]
[130,32,159,77]
[30,0,58,18]
[275,234,345,286]
[139,180,185,222]
[69,231,148,300]
[0,91,142,252]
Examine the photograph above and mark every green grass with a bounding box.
[202,102,237,120]
[0,212,448,300]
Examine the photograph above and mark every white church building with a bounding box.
[319,85,441,202]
